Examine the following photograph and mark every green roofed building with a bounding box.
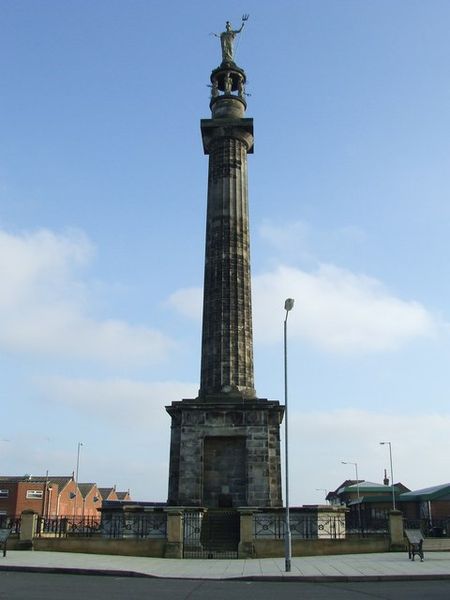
[327,478,410,529]
[327,479,409,508]
[399,483,450,526]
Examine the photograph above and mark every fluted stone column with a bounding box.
[200,95,255,398]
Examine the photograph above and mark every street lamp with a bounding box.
[316,488,328,503]
[73,442,83,519]
[284,298,294,573]
[380,441,396,510]
[341,461,361,530]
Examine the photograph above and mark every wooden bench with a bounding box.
[405,529,424,562]
[0,528,11,558]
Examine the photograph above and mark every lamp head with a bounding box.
[284,298,294,312]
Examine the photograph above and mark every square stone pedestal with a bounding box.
[166,395,284,508]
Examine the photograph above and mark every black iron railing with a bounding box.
[36,513,167,539]
[345,508,390,536]
[183,510,239,559]
[0,515,21,534]
[404,518,450,538]
[37,516,101,537]
[253,513,346,540]
[109,513,167,539]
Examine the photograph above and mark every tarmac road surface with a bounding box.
[2,573,450,600]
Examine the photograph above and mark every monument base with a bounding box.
[166,396,284,508]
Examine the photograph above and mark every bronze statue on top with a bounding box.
[213,15,249,63]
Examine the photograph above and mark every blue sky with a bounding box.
[1,0,449,504]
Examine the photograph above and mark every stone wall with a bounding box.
[253,537,390,558]
[34,537,166,557]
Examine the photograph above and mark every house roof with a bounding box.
[77,483,97,498]
[327,480,362,500]
[48,477,74,492]
[344,481,401,494]
[116,491,130,500]
[0,476,48,483]
[400,483,450,502]
[349,495,396,505]
[98,487,116,499]
[0,475,74,491]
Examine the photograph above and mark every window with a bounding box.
[26,490,43,499]
[0,489,9,499]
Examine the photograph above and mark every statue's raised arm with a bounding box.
[218,15,249,63]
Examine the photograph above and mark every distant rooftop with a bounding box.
[400,483,450,502]
[344,481,401,494]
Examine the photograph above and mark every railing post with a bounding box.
[164,509,184,558]
[389,509,404,550]
[238,508,255,558]
[19,510,38,549]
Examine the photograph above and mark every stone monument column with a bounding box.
[200,62,255,399]
[166,23,284,509]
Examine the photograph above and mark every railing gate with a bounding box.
[183,510,239,559]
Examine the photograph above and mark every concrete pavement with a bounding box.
[2,550,450,581]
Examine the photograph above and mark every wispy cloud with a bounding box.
[168,263,437,354]
[0,227,174,365]
[258,219,367,265]
[253,264,436,352]
[259,219,313,262]
[37,376,198,426]
[167,286,203,321]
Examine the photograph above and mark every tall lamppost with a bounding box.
[316,488,328,503]
[380,441,396,510]
[73,442,83,519]
[341,460,361,531]
[284,298,294,573]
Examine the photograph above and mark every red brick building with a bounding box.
[78,483,101,517]
[0,477,55,518]
[0,476,130,519]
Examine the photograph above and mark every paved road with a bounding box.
[2,573,450,600]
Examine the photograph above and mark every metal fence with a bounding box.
[183,510,239,559]
[404,518,450,538]
[36,516,101,538]
[0,515,21,534]
[36,513,167,539]
[345,508,390,536]
[102,512,167,539]
[254,513,346,540]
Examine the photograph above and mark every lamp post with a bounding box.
[380,441,396,510]
[73,442,83,519]
[341,461,361,531]
[283,297,294,573]
[316,488,328,503]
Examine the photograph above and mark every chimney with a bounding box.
[383,469,390,486]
